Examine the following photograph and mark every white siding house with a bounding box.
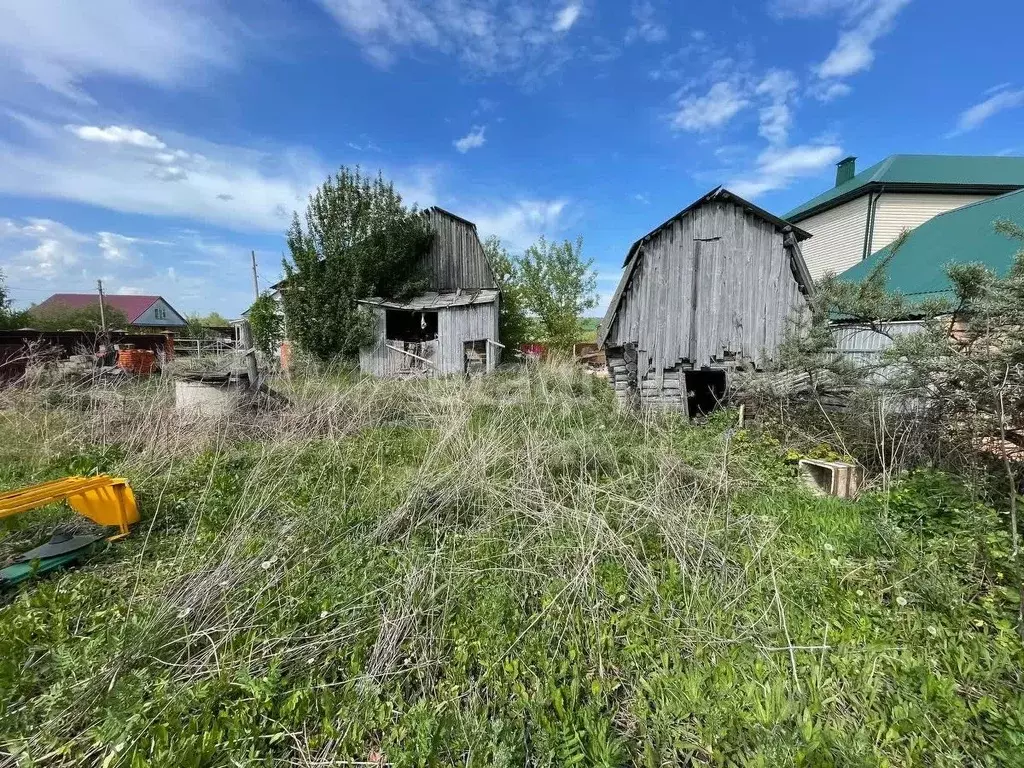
[798,196,870,280]
[785,155,1024,281]
[132,298,188,327]
[867,192,989,255]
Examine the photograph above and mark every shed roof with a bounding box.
[623,186,810,266]
[358,290,499,310]
[785,154,1024,221]
[33,293,184,324]
[837,188,1024,300]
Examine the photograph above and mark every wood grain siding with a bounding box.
[359,300,499,377]
[868,193,990,254]
[603,198,804,390]
[798,195,870,280]
[423,208,495,291]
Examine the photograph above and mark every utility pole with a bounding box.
[97,279,107,334]
[251,250,260,300]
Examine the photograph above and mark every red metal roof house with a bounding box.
[33,294,188,328]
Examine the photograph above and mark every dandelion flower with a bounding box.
[896,596,908,607]
[927,626,938,636]
[856,589,864,597]
[320,610,329,619]
[261,560,273,570]
[829,558,840,567]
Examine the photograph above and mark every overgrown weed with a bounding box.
[0,362,1022,766]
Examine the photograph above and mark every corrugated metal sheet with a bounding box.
[868,192,989,253]
[359,300,499,377]
[359,290,498,310]
[601,196,806,383]
[798,195,870,280]
[831,321,925,371]
[423,208,495,291]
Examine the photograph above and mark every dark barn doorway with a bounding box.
[686,369,727,416]
[386,310,438,342]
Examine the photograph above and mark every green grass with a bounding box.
[0,365,1022,766]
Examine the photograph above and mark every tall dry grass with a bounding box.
[2,361,1020,765]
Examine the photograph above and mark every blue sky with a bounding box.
[1,0,1022,318]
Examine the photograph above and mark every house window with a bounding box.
[385,310,438,342]
[154,307,167,320]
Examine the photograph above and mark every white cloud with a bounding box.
[67,125,167,149]
[947,86,1024,137]
[671,81,750,132]
[773,0,910,94]
[467,199,569,252]
[0,0,235,101]
[625,2,667,44]
[755,70,798,145]
[729,143,843,198]
[454,126,487,153]
[0,216,260,315]
[316,0,577,76]
[553,3,582,33]
[809,80,852,102]
[0,115,326,233]
[815,0,911,81]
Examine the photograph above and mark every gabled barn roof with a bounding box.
[622,186,811,267]
[599,187,812,348]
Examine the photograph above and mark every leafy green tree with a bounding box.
[247,294,284,357]
[27,302,128,332]
[0,271,31,330]
[281,167,434,361]
[518,236,598,350]
[189,311,231,327]
[483,235,533,351]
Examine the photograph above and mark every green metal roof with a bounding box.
[785,154,1024,221]
[837,188,1024,300]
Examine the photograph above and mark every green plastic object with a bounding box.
[0,533,101,588]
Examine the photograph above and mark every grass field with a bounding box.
[1,363,1022,766]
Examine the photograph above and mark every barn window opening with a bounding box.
[385,310,438,342]
[686,369,727,416]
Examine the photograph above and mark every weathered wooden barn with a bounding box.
[358,207,501,377]
[598,187,813,413]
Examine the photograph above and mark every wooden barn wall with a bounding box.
[424,209,495,291]
[605,200,804,377]
[359,301,499,377]
[436,301,500,373]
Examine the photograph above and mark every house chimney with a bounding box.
[835,156,857,187]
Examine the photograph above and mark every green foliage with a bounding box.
[26,301,129,332]
[247,293,284,357]
[483,235,534,351]
[578,316,601,342]
[194,311,231,327]
[185,311,232,338]
[0,270,31,330]
[0,367,1022,765]
[779,220,1024,556]
[518,236,598,350]
[281,167,434,362]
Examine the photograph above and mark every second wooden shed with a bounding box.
[598,187,813,413]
